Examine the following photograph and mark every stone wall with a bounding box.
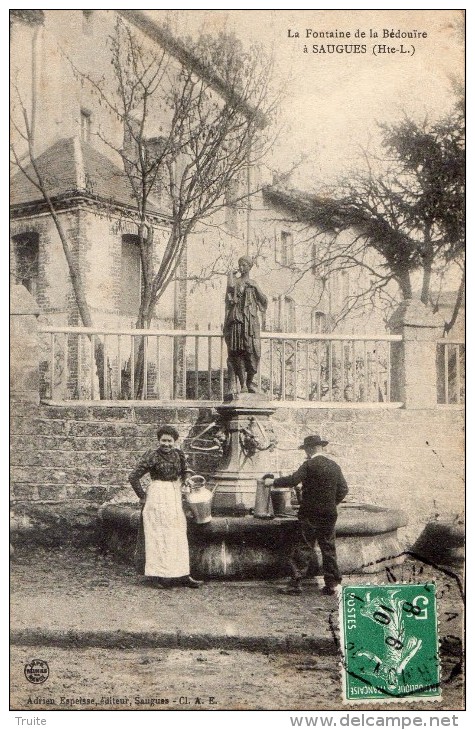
[272,407,464,547]
[10,402,464,547]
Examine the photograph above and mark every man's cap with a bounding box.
[298,434,329,449]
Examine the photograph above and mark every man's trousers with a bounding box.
[289,515,341,588]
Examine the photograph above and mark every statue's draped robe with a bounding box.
[224,280,267,373]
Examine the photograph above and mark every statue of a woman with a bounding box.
[224,256,268,394]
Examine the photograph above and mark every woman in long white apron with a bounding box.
[129,425,203,588]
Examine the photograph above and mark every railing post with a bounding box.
[388,299,444,409]
[207,323,212,399]
[142,335,148,400]
[194,324,199,400]
[172,334,187,400]
[219,335,224,401]
[455,345,461,404]
[155,336,161,400]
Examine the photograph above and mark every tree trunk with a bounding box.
[397,271,412,300]
[20,137,109,400]
[132,221,155,399]
[27,142,94,329]
[421,261,433,305]
[130,300,154,400]
[48,205,94,328]
[443,267,465,335]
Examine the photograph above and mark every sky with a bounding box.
[148,8,464,190]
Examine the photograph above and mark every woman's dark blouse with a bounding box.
[128,448,191,499]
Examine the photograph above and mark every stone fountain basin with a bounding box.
[99,503,407,580]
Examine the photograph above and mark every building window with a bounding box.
[120,234,142,317]
[311,310,335,334]
[12,232,39,298]
[311,310,326,334]
[329,269,350,311]
[341,269,350,306]
[80,109,91,143]
[279,230,294,266]
[144,136,168,207]
[272,295,296,332]
[283,296,296,332]
[144,136,166,166]
[82,10,94,35]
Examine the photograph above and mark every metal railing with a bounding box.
[436,340,465,405]
[38,326,403,405]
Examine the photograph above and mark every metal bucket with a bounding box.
[271,487,293,516]
[253,479,274,519]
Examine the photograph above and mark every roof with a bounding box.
[263,184,420,261]
[10,137,161,216]
[263,185,341,230]
[119,10,266,128]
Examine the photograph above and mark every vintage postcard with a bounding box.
[10,7,465,718]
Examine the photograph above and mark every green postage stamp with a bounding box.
[340,583,440,702]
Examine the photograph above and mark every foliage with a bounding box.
[9,9,44,26]
[275,100,465,330]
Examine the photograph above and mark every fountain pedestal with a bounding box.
[210,393,277,516]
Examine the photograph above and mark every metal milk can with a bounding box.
[184,476,216,524]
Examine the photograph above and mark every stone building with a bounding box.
[10,9,397,344]
[11,10,178,332]
[10,9,262,333]
[10,9,265,399]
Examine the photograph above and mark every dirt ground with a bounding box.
[11,645,464,712]
[10,546,465,712]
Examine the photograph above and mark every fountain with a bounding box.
[99,257,407,578]
[99,391,407,580]
[184,393,407,579]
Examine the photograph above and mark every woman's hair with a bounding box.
[157,425,179,441]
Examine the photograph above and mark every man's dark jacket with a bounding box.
[273,454,348,519]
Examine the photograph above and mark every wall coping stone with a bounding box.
[99,503,408,537]
[40,400,404,410]
[389,298,445,332]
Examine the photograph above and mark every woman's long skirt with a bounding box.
[142,480,190,578]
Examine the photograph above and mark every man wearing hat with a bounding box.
[265,434,348,595]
